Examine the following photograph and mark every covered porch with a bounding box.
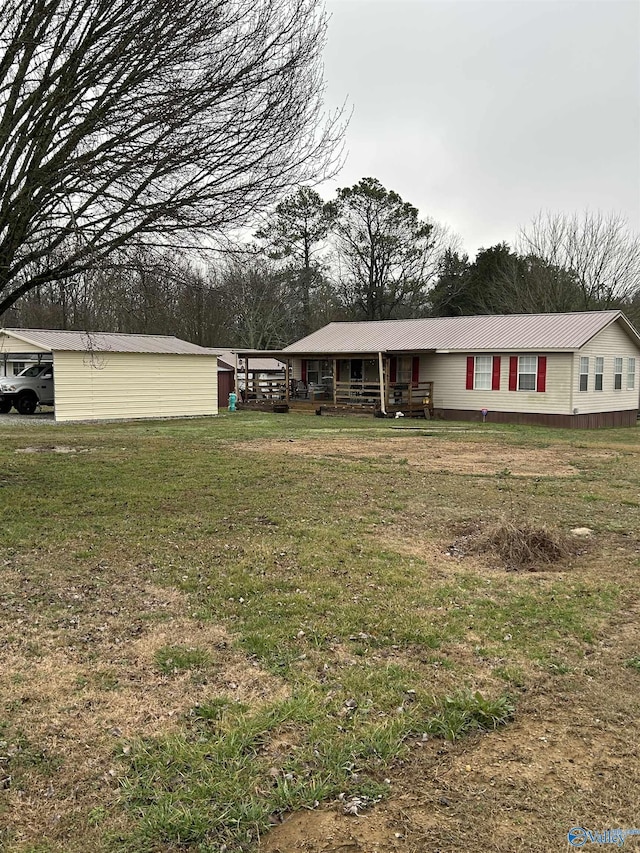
[234,351,434,417]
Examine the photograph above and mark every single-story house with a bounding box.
[0,328,219,422]
[236,310,640,427]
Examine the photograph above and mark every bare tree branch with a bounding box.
[0,0,345,314]
[518,210,640,309]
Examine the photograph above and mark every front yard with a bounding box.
[1,412,639,852]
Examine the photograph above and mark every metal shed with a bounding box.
[0,329,219,422]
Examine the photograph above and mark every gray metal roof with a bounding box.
[0,329,216,355]
[282,311,639,354]
[217,350,285,373]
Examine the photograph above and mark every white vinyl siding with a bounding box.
[0,339,49,355]
[423,352,572,414]
[579,357,589,392]
[474,355,492,390]
[571,322,640,414]
[628,358,636,390]
[53,352,218,422]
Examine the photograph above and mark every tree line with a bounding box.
[1,0,639,345]
[5,179,640,346]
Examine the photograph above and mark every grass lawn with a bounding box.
[1,411,639,852]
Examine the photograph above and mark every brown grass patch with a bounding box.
[230,436,593,477]
[0,571,288,849]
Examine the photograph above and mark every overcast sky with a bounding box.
[319,0,640,258]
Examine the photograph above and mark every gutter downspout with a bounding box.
[378,351,387,416]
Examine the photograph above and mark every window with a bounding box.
[579,357,589,392]
[474,356,492,390]
[614,357,623,391]
[12,362,25,376]
[518,356,537,391]
[467,355,500,390]
[628,358,636,391]
[306,359,320,385]
[306,359,333,386]
[396,357,412,383]
[595,357,604,391]
[19,364,49,377]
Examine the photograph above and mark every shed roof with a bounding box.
[0,328,217,355]
[281,311,640,355]
[216,350,285,372]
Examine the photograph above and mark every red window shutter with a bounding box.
[301,360,307,384]
[411,356,420,386]
[492,356,501,391]
[466,356,474,390]
[389,357,397,383]
[509,356,518,391]
[537,355,547,392]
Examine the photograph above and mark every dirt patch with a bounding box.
[15,445,88,454]
[0,571,287,847]
[260,602,640,853]
[231,437,595,477]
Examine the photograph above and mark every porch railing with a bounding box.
[335,380,381,406]
[243,377,286,402]
[388,380,433,413]
[301,378,434,412]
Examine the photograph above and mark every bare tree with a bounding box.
[518,211,640,309]
[218,258,290,348]
[0,0,344,316]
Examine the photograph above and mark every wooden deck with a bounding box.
[235,376,434,419]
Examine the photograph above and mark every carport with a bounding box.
[0,329,219,422]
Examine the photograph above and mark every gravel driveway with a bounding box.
[0,409,56,426]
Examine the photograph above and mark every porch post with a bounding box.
[378,352,387,415]
[285,359,290,403]
[333,358,337,406]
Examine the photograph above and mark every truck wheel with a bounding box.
[16,393,38,415]
[0,399,12,413]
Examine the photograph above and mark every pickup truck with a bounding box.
[0,363,54,414]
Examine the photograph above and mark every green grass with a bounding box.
[1,411,639,852]
[423,690,514,741]
[154,646,212,675]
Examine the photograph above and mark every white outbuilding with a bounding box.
[0,328,218,422]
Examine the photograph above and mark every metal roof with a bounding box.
[282,311,639,354]
[216,350,285,373]
[0,329,217,355]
